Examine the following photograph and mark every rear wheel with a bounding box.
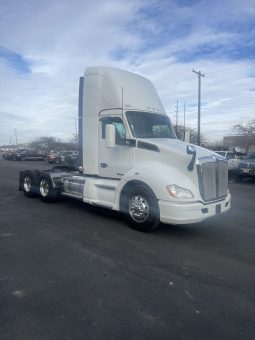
[22,171,38,197]
[123,185,160,232]
[39,176,59,202]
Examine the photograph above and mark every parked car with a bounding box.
[47,151,78,164]
[15,149,45,161]
[237,152,255,181]
[47,151,62,164]
[214,151,245,177]
[58,151,74,162]
[11,148,31,160]
[214,151,236,160]
[64,151,79,165]
[2,148,18,160]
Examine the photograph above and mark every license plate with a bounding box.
[216,204,221,214]
[241,169,252,173]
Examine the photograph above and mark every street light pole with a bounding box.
[193,69,205,146]
[174,100,179,137]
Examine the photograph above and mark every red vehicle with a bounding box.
[2,149,18,160]
[46,152,62,164]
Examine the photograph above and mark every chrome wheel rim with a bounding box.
[40,179,49,197]
[24,176,31,192]
[129,195,149,223]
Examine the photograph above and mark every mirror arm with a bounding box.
[187,145,196,171]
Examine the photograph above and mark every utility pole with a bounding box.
[183,102,186,141]
[14,128,18,146]
[192,69,205,146]
[175,100,179,128]
[174,100,179,137]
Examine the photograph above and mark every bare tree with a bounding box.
[232,119,255,136]
[174,125,206,145]
[28,136,76,152]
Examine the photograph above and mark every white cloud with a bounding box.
[0,0,254,145]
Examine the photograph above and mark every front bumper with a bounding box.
[159,193,231,225]
[239,168,255,178]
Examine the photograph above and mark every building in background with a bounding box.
[223,135,255,153]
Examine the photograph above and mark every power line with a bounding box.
[200,104,255,110]
[188,121,237,126]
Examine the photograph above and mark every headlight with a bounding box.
[166,184,194,199]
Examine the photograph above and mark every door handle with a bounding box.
[100,163,108,168]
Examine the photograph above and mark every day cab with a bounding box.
[19,67,231,231]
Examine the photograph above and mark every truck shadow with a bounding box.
[240,178,255,184]
[60,196,121,218]
[229,178,255,185]
[59,196,212,238]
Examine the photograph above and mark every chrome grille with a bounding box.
[217,161,228,197]
[197,157,228,202]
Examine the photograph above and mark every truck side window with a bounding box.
[101,117,126,144]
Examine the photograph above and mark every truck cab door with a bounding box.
[98,116,134,178]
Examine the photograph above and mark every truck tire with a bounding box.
[124,185,160,232]
[21,171,38,197]
[39,176,60,202]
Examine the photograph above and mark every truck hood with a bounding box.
[132,138,223,202]
[138,138,216,160]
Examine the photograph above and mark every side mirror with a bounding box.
[187,144,196,155]
[105,124,116,148]
[186,144,196,171]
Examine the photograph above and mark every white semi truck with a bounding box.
[19,67,231,231]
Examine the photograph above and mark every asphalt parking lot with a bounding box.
[0,158,254,340]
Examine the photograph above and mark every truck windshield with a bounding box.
[126,111,176,139]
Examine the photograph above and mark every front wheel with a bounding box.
[124,185,160,232]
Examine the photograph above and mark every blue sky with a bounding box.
[0,0,254,144]
[0,47,32,73]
